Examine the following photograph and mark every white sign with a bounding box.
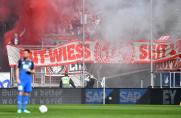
[0,73,11,88]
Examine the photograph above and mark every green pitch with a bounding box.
[0,104,180,118]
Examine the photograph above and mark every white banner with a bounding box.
[6,40,181,70]
[0,73,10,88]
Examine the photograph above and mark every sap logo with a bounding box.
[163,90,176,104]
[86,91,103,103]
[120,90,143,103]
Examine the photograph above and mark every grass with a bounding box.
[0,104,181,118]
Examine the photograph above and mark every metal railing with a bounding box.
[153,71,181,88]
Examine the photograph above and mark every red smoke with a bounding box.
[0,0,10,22]
[2,0,81,45]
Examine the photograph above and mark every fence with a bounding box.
[153,71,181,88]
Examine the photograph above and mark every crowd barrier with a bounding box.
[0,88,181,105]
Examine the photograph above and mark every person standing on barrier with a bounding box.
[59,72,76,88]
[85,75,95,88]
[16,49,35,114]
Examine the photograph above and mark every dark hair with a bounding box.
[24,49,31,53]
[65,72,68,76]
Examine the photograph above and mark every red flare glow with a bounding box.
[2,0,81,45]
